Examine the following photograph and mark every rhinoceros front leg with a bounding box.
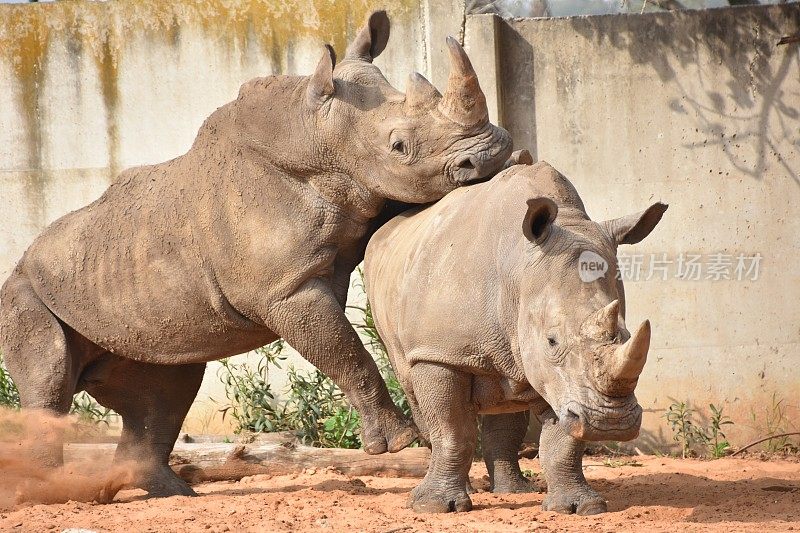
[407,362,477,513]
[482,411,534,493]
[539,410,607,515]
[265,279,416,454]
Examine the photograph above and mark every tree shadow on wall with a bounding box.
[566,4,800,187]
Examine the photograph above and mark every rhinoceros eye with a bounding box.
[391,140,406,154]
[547,336,558,347]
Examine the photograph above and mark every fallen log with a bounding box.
[64,434,431,484]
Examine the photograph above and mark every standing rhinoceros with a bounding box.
[0,11,512,498]
[365,161,667,514]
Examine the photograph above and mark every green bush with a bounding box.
[284,366,361,448]
[664,400,733,458]
[71,392,114,427]
[217,340,288,434]
[0,352,21,410]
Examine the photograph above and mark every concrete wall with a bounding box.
[467,4,799,447]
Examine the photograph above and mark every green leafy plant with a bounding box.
[664,400,708,458]
[0,353,20,410]
[664,401,736,458]
[283,366,361,448]
[706,403,733,458]
[217,341,363,448]
[217,340,288,434]
[70,392,113,426]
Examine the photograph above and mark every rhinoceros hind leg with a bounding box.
[0,272,79,467]
[406,362,476,513]
[85,357,205,498]
[482,411,534,493]
[539,410,607,515]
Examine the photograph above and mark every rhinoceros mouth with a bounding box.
[452,154,500,185]
[560,398,643,442]
[450,130,513,185]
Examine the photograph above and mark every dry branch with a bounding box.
[730,432,800,457]
[64,433,431,483]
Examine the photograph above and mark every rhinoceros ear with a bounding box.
[307,45,337,108]
[523,197,558,244]
[601,202,668,245]
[345,10,391,62]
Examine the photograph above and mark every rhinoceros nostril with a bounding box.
[456,157,476,170]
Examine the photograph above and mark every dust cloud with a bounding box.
[0,408,135,509]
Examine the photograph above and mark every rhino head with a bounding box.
[232,11,512,211]
[516,195,668,442]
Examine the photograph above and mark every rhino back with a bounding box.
[367,167,522,378]
[366,162,589,380]
[16,91,330,362]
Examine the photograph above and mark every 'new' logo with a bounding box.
[578,250,608,282]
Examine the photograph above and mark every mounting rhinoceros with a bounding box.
[365,161,667,514]
[0,11,512,498]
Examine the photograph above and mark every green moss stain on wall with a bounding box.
[0,0,419,227]
[98,36,120,176]
[1,5,48,228]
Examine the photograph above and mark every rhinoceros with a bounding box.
[365,161,667,514]
[0,11,512,498]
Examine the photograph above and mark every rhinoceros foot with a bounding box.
[542,486,607,515]
[408,480,472,513]
[138,465,198,499]
[361,412,418,455]
[491,470,535,494]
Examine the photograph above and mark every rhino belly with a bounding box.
[473,374,547,414]
[22,203,271,364]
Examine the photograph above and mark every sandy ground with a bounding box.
[1,455,798,532]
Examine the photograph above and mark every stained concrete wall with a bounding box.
[466,4,800,447]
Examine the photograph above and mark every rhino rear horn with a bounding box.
[581,300,620,340]
[307,45,336,107]
[437,36,489,128]
[344,10,391,62]
[404,72,441,114]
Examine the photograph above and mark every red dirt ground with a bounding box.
[1,455,798,532]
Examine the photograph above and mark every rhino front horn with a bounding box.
[613,319,650,384]
[437,36,489,128]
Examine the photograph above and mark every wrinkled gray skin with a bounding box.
[365,161,667,514]
[0,11,511,499]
